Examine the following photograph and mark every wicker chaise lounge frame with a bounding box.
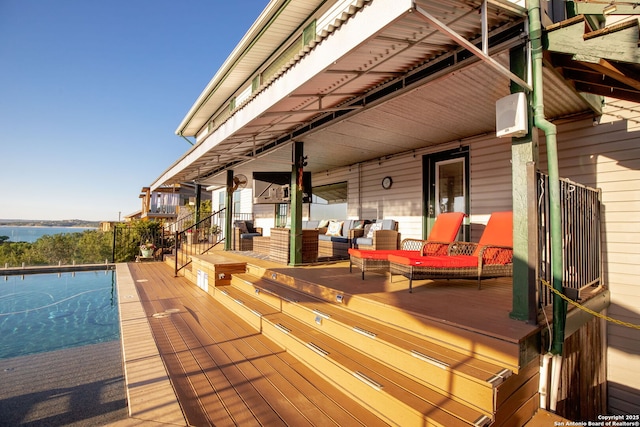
[349,212,466,280]
[349,238,426,279]
[389,211,513,292]
[389,241,513,292]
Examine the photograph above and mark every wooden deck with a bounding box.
[124,261,388,426]
[116,251,544,426]
[214,252,538,345]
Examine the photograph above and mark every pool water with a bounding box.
[0,270,120,359]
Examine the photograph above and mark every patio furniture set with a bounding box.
[232,218,400,263]
[233,212,513,292]
[350,211,514,292]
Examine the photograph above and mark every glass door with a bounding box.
[423,148,469,240]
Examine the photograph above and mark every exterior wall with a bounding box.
[540,112,640,415]
[311,135,514,242]
[309,112,640,414]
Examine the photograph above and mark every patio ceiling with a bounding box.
[152,0,595,190]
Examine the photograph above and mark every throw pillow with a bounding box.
[234,221,249,234]
[318,219,330,229]
[326,220,344,236]
[366,222,383,238]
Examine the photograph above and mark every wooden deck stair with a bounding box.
[178,253,540,426]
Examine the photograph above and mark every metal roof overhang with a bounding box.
[152,0,595,191]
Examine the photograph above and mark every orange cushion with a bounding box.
[388,254,477,268]
[428,212,465,242]
[478,211,513,247]
[349,248,420,260]
[472,211,513,257]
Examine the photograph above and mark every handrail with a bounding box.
[173,208,226,276]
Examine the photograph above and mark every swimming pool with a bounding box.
[0,270,120,359]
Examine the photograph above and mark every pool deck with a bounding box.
[111,263,186,426]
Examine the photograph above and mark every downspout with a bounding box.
[529,0,566,411]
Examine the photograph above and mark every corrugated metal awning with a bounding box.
[152,0,594,190]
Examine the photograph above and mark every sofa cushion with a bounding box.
[239,232,261,240]
[353,237,373,247]
[366,223,383,238]
[318,234,349,244]
[380,219,397,230]
[304,220,320,229]
[326,220,343,236]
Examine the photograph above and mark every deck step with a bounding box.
[230,273,512,415]
[184,254,540,425]
[214,282,490,426]
[240,265,521,373]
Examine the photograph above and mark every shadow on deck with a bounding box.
[119,251,543,426]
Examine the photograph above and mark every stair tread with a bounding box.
[223,280,496,420]
[265,311,488,426]
[234,272,515,379]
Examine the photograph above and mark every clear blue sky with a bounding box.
[0,0,268,221]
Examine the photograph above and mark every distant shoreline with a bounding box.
[0,225,96,228]
[0,220,100,228]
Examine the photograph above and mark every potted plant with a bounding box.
[140,241,155,258]
[209,224,221,243]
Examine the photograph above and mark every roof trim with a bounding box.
[175,0,291,136]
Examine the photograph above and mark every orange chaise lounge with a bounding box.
[388,211,513,292]
[348,212,465,280]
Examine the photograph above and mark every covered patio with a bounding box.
[144,0,635,422]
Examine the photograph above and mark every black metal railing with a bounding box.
[112,223,168,263]
[173,208,227,276]
[537,171,603,307]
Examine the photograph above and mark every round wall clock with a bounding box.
[382,176,393,189]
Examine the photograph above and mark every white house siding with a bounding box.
[539,114,640,415]
[467,134,514,241]
[309,136,515,242]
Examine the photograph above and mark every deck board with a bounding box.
[128,262,387,426]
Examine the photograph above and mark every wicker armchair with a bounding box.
[388,212,513,292]
[352,219,400,250]
[233,220,263,251]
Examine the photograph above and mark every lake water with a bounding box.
[0,226,96,243]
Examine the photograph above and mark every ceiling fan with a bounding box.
[230,174,248,192]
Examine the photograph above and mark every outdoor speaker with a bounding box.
[496,92,528,138]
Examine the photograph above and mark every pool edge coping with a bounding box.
[114,263,186,426]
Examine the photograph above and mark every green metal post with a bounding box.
[289,141,304,265]
[509,45,539,323]
[195,183,202,228]
[224,171,233,251]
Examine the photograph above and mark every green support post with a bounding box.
[509,46,539,323]
[224,170,233,251]
[289,141,304,265]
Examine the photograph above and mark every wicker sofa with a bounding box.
[317,219,368,259]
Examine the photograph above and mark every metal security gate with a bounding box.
[537,172,603,307]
